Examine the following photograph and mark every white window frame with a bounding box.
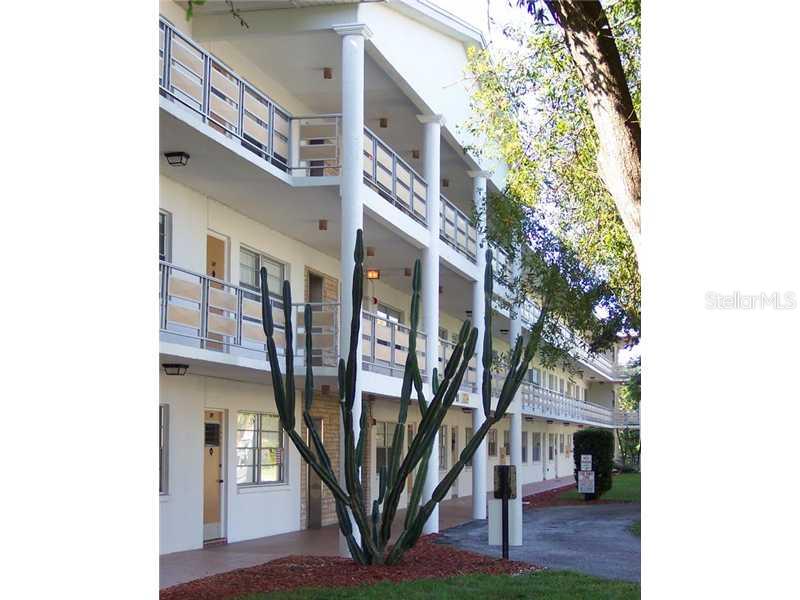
[236,411,286,486]
[376,302,403,324]
[375,421,396,475]
[532,432,542,462]
[159,404,169,494]
[159,210,172,262]
[240,246,286,296]
[488,429,497,457]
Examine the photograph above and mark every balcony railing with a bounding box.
[439,339,477,392]
[363,127,427,225]
[362,312,427,378]
[521,383,616,426]
[159,261,339,366]
[439,195,477,262]
[614,408,640,428]
[159,17,341,177]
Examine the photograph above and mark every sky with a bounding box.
[432,0,525,45]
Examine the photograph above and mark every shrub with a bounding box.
[573,428,615,500]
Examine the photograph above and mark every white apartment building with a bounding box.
[157,0,637,555]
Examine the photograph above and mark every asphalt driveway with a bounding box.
[437,503,641,582]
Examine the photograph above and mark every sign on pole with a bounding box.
[578,470,595,494]
[580,454,592,471]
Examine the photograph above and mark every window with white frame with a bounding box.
[548,373,556,390]
[439,425,448,469]
[465,427,473,466]
[159,404,169,494]
[240,247,284,296]
[376,303,403,324]
[559,433,565,454]
[559,378,565,394]
[531,367,541,386]
[532,432,541,462]
[375,421,396,475]
[450,427,458,468]
[503,430,510,457]
[236,412,285,485]
[159,210,172,262]
[522,431,528,462]
[488,429,497,457]
[548,433,555,460]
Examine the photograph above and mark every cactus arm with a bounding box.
[303,304,314,411]
[282,281,296,427]
[482,249,494,417]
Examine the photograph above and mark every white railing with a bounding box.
[363,127,428,225]
[615,408,640,428]
[439,195,477,262]
[439,339,477,392]
[521,382,615,427]
[361,312,427,378]
[159,261,339,366]
[159,17,340,177]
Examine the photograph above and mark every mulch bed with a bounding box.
[160,534,539,600]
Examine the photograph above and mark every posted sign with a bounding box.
[580,454,592,471]
[578,470,595,494]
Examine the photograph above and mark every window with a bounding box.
[439,425,448,469]
[503,430,510,458]
[566,434,572,456]
[559,378,565,394]
[375,421,396,474]
[159,405,169,494]
[376,303,402,324]
[548,373,555,390]
[159,210,172,262]
[559,433,565,454]
[488,429,497,457]
[532,432,541,462]
[567,382,574,398]
[548,433,555,460]
[522,431,528,462]
[240,247,284,295]
[236,412,285,485]
[531,367,541,386]
[465,427,473,467]
[450,427,458,468]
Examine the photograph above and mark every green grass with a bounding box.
[237,571,640,599]
[559,472,640,503]
[629,520,641,537]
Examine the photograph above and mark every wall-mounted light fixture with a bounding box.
[366,246,376,257]
[318,219,328,231]
[323,67,333,80]
[500,328,509,334]
[379,117,388,128]
[438,285,443,294]
[411,149,420,159]
[162,363,189,376]
[404,267,412,277]
[164,152,190,167]
[441,178,450,188]
[366,269,381,280]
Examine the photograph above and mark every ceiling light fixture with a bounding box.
[323,67,333,80]
[164,152,190,167]
[318,219,328,231]
[162,363,189,376]
[366,269,380,280]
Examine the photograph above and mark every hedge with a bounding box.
[573,428,615,500]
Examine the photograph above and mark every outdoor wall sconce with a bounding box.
[321,384,331,395]
[411,149,420,159]
[404,267,412,277]
[465,310,472,316]
[366,246,376,257]
[438,286,443,294]
[323,67,333,80]
[318,219,328,231]
[366,269,381,280]
[162,363,189,376]
[379,117,388,128]
[546,420,554,425]
[500,328,509,334]
[164,152,190,167]
[441,178,450,188]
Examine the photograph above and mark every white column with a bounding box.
[468,170,489,520]
[418,114,444,534]
[333,22,372,557]
[508,259,524,543]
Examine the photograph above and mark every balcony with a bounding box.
[361,312,428,379]
[159,17,341,177]
[439,195,477,262]
[159,261,339,367]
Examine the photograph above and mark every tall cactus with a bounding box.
[260,229,549,565]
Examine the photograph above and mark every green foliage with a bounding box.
[573,428,615,500]
[618,356,641,411]
[465,0,641,330]
[560,472,640,503]
[259,230,550,565]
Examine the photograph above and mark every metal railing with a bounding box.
[614,408,640,428]
[362,312,427,378]
[159,17,340,177]
[521,383,616,427]
[439,339,477,392]
[439,195,477,262]
[159,261,339,366]
[363,127,428,225]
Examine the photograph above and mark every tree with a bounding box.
[519,0,640,257]
[617,356,641,467]
[466,0,640,328]
[259,231,551,565]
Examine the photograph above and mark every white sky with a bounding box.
[432,0,525,45]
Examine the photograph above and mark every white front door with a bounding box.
[203,409,225,541]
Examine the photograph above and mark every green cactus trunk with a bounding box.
[259,229,549,565]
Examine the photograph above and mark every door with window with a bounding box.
[546,432,556,479]
[206,234,228,351]
[203,410,225,542]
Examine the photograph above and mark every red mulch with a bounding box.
[522,483,629,508]
[160,535,539,600]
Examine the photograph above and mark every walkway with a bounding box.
[160,476,573,588]
[437,503,641,582]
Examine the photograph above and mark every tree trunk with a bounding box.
[545,0,641,259]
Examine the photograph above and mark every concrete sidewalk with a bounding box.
[160,475,573,588]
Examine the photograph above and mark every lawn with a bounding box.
[559,472,640,503]
[629,520,641,537]
[237,571,640,599]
